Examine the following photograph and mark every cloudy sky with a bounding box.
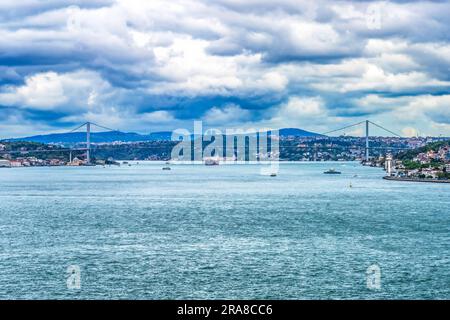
[1,0,450,138]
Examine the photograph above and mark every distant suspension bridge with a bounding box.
[0,120,412,163]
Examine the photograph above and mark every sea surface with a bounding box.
[0,162,448,299]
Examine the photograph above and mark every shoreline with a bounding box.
[0,160,363,168]
[383,176,450,184]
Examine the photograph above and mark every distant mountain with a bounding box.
[147,131,173,140]
[3,128,322,144]
[4,131,173,144]
[279,128,323,137]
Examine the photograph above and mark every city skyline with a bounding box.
[1,0,450,139]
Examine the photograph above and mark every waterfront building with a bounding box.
[67,157,84,166]
[422,168,440,179]
[10,161,22,167]
[0,159,11,167]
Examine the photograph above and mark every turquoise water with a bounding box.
[0,162,448,299]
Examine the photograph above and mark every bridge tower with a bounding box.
[365,120,370,162]
[86,121,91,163]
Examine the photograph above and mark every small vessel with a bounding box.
[204,158,219,166]
[162,166,171,170]
[270,173,277,177]
[324,168,341,174]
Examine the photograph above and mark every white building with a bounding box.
[385,154,394,176]
[10,161,22,167]
[0,159,11,167]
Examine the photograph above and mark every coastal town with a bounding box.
[1,137,450,183]
[382,142,450,182]
[0,155,98,167]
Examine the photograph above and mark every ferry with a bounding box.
[324,168,341,174]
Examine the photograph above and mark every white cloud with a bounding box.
[401,95,450,124]
[265,96,332,130]
[203,104,250,125]
[150,37,244,95]
[0,70,115,111]
[349,94,450,136]
[0,72,67,109]
[255,72,288,92]
[352,93,450,124]
[279,96,325,118]
[141,110,175,123]
[402,127,418,137]
[310,64,450,93]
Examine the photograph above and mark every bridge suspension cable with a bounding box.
[320,121,366,136]
[68,122,88,133]
[368,121,402,138]
[316,120,405,162]
[89,122,121,133]
[319,120,403,138]
[66,122,121,133]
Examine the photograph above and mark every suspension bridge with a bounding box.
[0,120,411,163]
[321,120,405,161]
[0,122,118,163]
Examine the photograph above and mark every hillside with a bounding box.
[3,128,322,144]
[279,128,323,137]
[397,140,450,160]
[3,131,173,145]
